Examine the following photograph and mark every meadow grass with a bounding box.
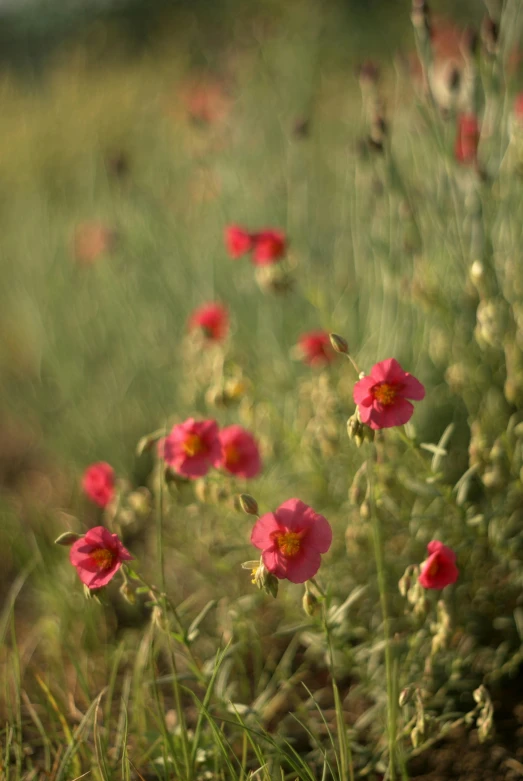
[1,0,523,779]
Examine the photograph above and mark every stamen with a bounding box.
[184,434,205,457]
[224,444,240,466]
[272,530,303,558]
[91,548,115,569]
[373,383,398,406]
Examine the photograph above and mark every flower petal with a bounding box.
[251,513,281,550]
[370,358,404,383]
[367,398,414,429]
[353,375,375,405]
[284,549,322,583]
[400,374,425,401]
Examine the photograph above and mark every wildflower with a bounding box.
[251,230,287,265]
[251,498,332,584]
[69,526,132,589]
[182,77,231,125]
[455,114,480,165]
[218,425,262,479]
[159,418,221,478]
[188,303,229,342]
[82,462,115,508]
[353,358,425,430]
[73,222,117,265]
[418,540,459,589]
[224,225,254,258]
[297,331,336,366]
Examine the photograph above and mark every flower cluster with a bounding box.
[225,225,287,266]
[158,417,261,480]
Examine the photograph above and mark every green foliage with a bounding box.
[1,0,523,779]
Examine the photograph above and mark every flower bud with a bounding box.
[251,561,279,598]
[54,531,81,546]
[238,493,259,516]
[302,590,321,617]
[329,333,349,355]
[120,581,136,605]
[127,489,151,516]
[347,414,365,447]
[136,428,166,457]
[399,686,414,707]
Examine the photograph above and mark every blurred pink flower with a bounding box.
[73,222,117,265]
[252,230,287,265]
[160,418,221,478]
[225,225,254,258]
[298,331,336,366]
[251,498,332,583]
[188,303,229,342]
[218,425,261,479]
[82,462,115,508]
[70,526,132,589]
[353,358,425,430]
[455,114,480,165]
[419,540,458,589]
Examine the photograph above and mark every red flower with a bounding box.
[69,526,132,589]
[418,540,458,589]
[82,462,115,508]
[298,330,336,366]
[251,498,332,584]
[251,230,287,266]
[218,425,262,479]
[159,418,221,478]
[225,225,254,258]
[353,358,425,430]
[455,113,480,165]
[188,303,229,342]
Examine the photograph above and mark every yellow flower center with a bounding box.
[373,383,398,406]
[427,560,439,576]
[250,565,259,584]
[224,444,240,465]
[272,530,303,558]
[91,548,115,569]
[184,434,205,457]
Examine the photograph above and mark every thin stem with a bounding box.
[322,607,355,781]
[156,462,166,596]
[367,448,397,780]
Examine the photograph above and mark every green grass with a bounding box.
[1,0,523,779]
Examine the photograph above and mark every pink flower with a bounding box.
[69,526,132,589]
[298,330,336,366]
[251,498,332,584]
[455,113,480,165]
[188,303,229,342]
[225,225,254,258]
[218,425,262,479]
[82,462,115,507]
[251,230,287,266]
[353,358,425,430]
[159,418,221,478]
[418,540,458,590]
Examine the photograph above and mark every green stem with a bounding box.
[367,449,397,780]
[156,462,166,596]
[322,608,355,781]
